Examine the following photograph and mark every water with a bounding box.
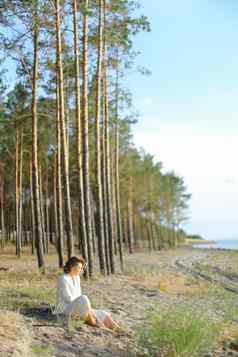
[193,239,238,250]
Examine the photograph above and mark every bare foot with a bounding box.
[84,311,97,327]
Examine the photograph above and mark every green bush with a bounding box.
[137,304,223,357]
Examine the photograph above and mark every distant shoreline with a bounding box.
[184,238,238,252]
[185,238,217,245]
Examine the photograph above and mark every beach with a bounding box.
[1,244,238,356]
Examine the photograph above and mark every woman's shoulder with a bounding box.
[58,273,70,283]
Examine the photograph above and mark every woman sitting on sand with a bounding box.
[55,256,121,330]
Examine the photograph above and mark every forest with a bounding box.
[2,2,238,357]
[0,0,191,276]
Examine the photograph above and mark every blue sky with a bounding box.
[130,0,238,240]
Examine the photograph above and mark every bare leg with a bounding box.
[103,314,122,331]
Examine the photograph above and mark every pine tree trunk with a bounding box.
[0,172,5,249]
[23,197,28,246]
[15,126,20,256]
[7,209,10,244]
[49,203,54,245]
[29,161,35,255]
[53,152,58,245]
[90,189,96,256]
[56,81,64,268]
[94,0,106,274]
[114,58,124,270]
[123,213,129,251]
[72,0,88,274]
[39,165,46,254]
[146,223,152,251]
[156,224,162,250]
[150,222,156,250]
[18,127,23,254]
[127,175,134,254]
[45,160,50,251]
[103,0,115,273]
[82,0,94,276]
[102,128,110,274]
[111,147,117,256]
[55,0,74,259]
[133,210,139,249]
[31,8,45,269]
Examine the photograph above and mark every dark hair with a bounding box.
[63,256,86,274]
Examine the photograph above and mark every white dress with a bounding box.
[55,273,109,323]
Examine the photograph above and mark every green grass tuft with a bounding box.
[31,343,55,356]
[137,304,223,357]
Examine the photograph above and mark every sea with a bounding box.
[193,239,238,250]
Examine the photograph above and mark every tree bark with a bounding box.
[127,175,134,254]
[44,155,50,251]
[94,0,106,274]
[103,0,115,273]
[31,8,45,269]
[55,80,64,268]
[39,165,46,254]
[114,56,124,270]
[82,0,94,276]
[18,127,23,254]
[72,0,88,275]
[0,170,5,249]
[15,126,20,256]
[55,0,74,259]
[102,125,110,274]
[29,161,35,254]
[53,152,58,245]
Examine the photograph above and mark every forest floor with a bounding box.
[1,244,238,356]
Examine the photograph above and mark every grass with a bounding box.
[31,344,55,356]
[124,263,159,279]
[0,285,55,312]
[0,265,58,313]
[70,315,86,331]
[0,311,19,342]
[124,262,213,297]
[156,273,208,296]
[204,286,238,322]
[137,304,223,357]
[0,310,31,356]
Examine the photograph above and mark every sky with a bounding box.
[129,0,238,240]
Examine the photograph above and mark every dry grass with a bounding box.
[0,310,31,356]
[222,324,238,340]
[158,273,188,294]
[125,265,212,297]
[0,267,58,313]
[157,273,213,297]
